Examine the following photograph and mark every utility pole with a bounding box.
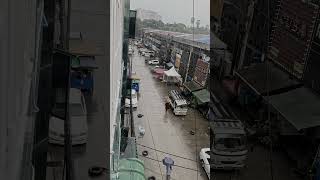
[129,56,135,137]
[237,0,255,70]
[62,0,73,179]
[184,47,193,83]
[185,0,195,83]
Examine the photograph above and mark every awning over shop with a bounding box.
[130,74,141,80]
[164,67,180,77]
[269,87,320,130]
[165,62,174,69]
[163,67,181,83]
[118,158,145,180]
[192,89,210,105]
[154,68,165,74]
[183,80,203,93]
[71,56,98,70]
[235,61,302,96]
[69,39,104,56]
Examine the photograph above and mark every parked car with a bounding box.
[199,148,211,179]
[49,88,88,145]
[139,48,147,55]
[142,51,154,57]
[151,65,160,72]
[125,89,138,108]
[128,48,134,55]
[148,60,159,65]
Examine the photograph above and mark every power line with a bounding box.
[138,155,200,172]
[137,143,197,162]
[188,0,199,180]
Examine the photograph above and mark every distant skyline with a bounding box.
[131,0,210,27]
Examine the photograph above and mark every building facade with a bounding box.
[136,8,162,21]
[0,1,40,179]
[304,16,320,94]
[269,0,319,79]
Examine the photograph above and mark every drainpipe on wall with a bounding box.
[237,0,255,70]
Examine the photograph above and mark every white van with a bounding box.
[49,88,88,145]
[168,90,188,115]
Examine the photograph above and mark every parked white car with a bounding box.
[199,148,211,179]
[128,48,133,55]
[142,51,154,57]
[148,60,159,65]
[125,89,138,108]
[49,88,88,145]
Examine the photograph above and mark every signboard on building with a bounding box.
[193,58,210,87]
[175,54,181,69]
[269,0,319,79]
[304,17,320,93]
[211,0,224,21]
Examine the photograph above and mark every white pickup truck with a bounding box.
[168,90,188,116]
[209,119,247,169]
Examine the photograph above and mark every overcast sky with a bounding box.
[131,0,210,27]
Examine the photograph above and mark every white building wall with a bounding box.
[0,0,38,179]
[110,0,124,153]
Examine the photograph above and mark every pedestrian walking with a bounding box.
[165,102,170,112]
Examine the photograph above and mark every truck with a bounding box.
[206,92,248,170]
[209,119,247,169]
[167,90,188,116]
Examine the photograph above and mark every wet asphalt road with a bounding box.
[130,48,210,180]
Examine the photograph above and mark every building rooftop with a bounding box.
[145,29,211,48]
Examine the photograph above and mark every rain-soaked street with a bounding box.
[130,47,210,180]
[129,46,303,180]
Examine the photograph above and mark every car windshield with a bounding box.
[70,104,84,116]
[214,134,246,151]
